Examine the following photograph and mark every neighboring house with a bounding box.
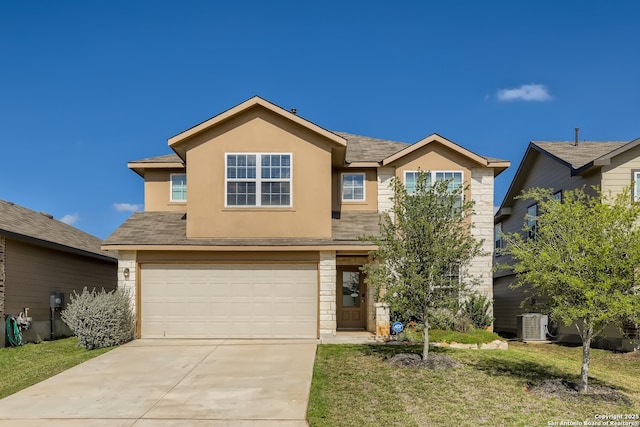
[0,200,117,346]
[494,137,640,350]
[103,96,509,340]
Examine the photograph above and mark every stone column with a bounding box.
[469,168,495,327]
[318,251,336,336]
[0,236,5,347]
[117,250,137,314]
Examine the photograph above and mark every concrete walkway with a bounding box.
[0,339,317,426]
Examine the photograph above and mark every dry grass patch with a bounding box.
[307,342,640,427]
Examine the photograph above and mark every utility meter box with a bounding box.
[49,292,64,309]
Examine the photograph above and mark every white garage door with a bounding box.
[140,264,318,338]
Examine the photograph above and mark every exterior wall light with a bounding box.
[123,268,130,280]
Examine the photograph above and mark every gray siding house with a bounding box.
[494,137,640,350]
[0,200,117,346]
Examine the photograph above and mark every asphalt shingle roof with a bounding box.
[532,141,628,169]
[0,200,116,260]
[130,153,183,163]
[103,211,380,247]
[334,132,409,163]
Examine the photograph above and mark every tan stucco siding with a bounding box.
[136,250,320,263]
[4,239,117,341]
[332,168,378,212]
[184,109,333,238]
[391,144,476,204]
[601,144,640,198]
[143,169,188,212]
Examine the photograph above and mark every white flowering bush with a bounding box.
[61,287,134,350]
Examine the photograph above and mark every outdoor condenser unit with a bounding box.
[516,313,548,341]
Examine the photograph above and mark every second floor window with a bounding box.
[404,170,463,208]
[170,173,187,202]
[527,204,538,239]
[226,153,292,207]
[342,173,365,201]
[495,222,503,253]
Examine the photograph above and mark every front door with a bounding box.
[337,267,366,329]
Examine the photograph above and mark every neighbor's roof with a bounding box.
[532,141,628,169]
[496,139,635,219]
[103,211,381,249]
[0,200,116,261]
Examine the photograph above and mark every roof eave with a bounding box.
[127,161,185,177]
[101,243,378,251]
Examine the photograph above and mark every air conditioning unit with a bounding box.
[516,313,548,341]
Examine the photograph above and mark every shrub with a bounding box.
[61,287,134,350]
[428,308,456,330]
[460,293,493,329]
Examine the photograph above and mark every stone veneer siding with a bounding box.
[117,250,137,314]
[319,250,337,336]
[469,169,495,308]
[377,167,394,214]
[375,168,395,337]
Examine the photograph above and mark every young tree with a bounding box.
[363,171,484,360]
[503,187,640,393]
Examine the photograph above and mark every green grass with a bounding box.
[0,337,113,399]
[307,342,640,427]
[429,328,502,344]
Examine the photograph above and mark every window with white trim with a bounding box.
[225,153,291,207]
[404,170,463,207]
[634,171,640,202]
[342,173,365,201]
[170,173,187,202]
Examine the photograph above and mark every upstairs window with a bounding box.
[526,204,538,239]
[495,222,503,254]
[225,153,292,207]
[342,173,365,201]
[170,173,187,202]
[404,170,463,207]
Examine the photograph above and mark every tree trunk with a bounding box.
[580,330,592,393]
[423,321,429,361]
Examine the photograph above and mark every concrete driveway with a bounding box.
[0,339,317,426]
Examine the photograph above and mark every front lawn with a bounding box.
[0,337,113,399]
[308,342,640,426]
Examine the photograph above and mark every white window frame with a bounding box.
[404,170,464,203]
[170,173,187,202]
[341,172,366,202]
[224,153,293,208]
[634,171,640,202]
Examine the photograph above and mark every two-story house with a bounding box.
[103,96,509,340]
[494,137,640,350]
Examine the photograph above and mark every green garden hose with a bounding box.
[5,316,23,346]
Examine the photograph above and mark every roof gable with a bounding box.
[381,133,509,174]
[496,139,632,217]
[0,200,115,261]
[168,96,346,159]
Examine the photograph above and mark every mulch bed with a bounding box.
[527,379,632,405]
[385,353,464,369]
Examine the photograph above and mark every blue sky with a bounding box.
[1,1,638,239]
